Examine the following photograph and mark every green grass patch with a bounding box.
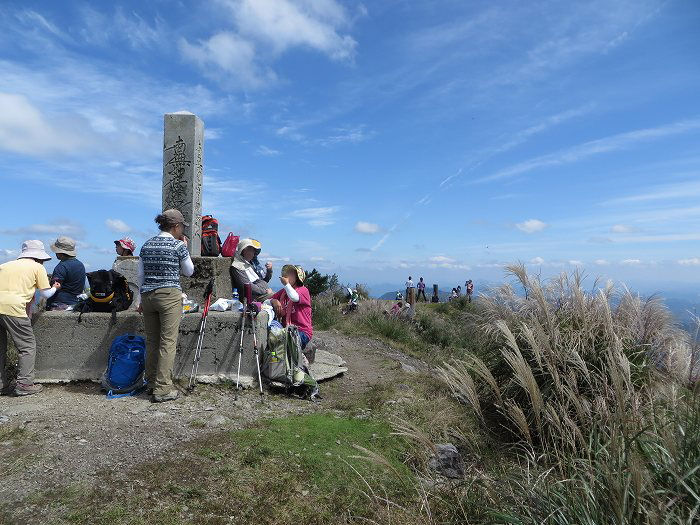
[6,414,415,525]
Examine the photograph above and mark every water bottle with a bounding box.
[231,289,243,312]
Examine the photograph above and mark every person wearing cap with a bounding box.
[46,236,86,311]
[137,209,195,403]
[0,240,61,396]
[114,237,136,257]
[271,265,313,349]
[230,238,274,302]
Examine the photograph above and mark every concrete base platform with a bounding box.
[15,311,347,386]
[28,310,267,384]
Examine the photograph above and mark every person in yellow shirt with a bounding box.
[0,240,61,396]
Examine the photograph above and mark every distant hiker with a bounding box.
[272,265,313,349]
[389,301,403,317]
[405,276,415,303]
[344,287,359,314]
[46,236,86,311]
[417,277,427,302]
[137,209,194,403]
[230,238,274,302]
[457,285,462,297]
[0,240,61,396]
[114,237,136,257]
[395,291,404,301]
[449,288,458,301]
[466,280,474,303]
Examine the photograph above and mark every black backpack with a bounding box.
[76,269,133,322]
[201,215,222,256]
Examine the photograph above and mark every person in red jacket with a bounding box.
[271,265,313,349]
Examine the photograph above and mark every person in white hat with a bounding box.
[0,240,61,396]
[46,236,86,311]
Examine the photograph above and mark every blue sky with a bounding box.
[1,0,699,293]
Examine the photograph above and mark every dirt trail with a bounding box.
[0,329,425,505]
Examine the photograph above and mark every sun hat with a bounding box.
[114,237,136,252]
[162,208,189,227]
[282,264,306,284]
[50,236,77,257]
[17,240,52,261]
[236,238,262,257]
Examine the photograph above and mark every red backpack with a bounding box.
[201,215,222,256]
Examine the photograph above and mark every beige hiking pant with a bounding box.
[141,287,182,396]
[0,314,37,388]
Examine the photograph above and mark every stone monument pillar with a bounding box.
[162,112,204,256]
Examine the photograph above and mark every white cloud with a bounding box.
[678,257,700,266]
[594,259,610,266]
[317,125,373,146]
[515,219,547,234]
[180,0,357,87]
[429,255,455,264]
[0,221,85,238]
[569,260,584,266]
[354,221,380,234]
[611,224,633,233]
[530,256,545,265]
[256,145,281,156]
[620,258,642,266]
[290,206,340,227]
[105,219,131,233]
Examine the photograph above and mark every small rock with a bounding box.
[151,411,168,419]
[428,443,465,479]
[0,415,9,424]
[325,452,332,456]
[78,439,88,445]
[400,362,417,374]
[208,415,229,427]
[335,440,341,445]
[203,406,215,411]
[301,490,309,497]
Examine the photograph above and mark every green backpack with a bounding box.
[264,323,319,399]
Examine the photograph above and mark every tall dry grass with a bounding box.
[437,264,699,523]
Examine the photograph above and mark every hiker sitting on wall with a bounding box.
[230,238,273,301]
[272,265,313,349]
[0,240,61,396]
[46,236,86,311]
[114,237,136,257]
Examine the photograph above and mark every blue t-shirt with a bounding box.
[139,235,190,293]
[48,258,86,306]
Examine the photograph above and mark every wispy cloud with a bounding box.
[477,118,700,183]
[256,145,281,156]
[289,206,340,227]
[105,219,131,234]
[603,179,700,205]
[678,258,700,266]
[0,220,85,239]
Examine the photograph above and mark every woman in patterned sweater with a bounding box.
[137,209,194,403]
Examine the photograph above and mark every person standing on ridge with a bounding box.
[417,277,427,302]
[405,276,415,303]
[0,240,61,396]
[137,209,194,403]
[466,279,474,303]
[46,236,86,311]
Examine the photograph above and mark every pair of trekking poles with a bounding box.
[186,281,264,402]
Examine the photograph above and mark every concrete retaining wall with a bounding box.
[28,310,268,385]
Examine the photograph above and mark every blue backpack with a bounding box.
[102,334,146,399]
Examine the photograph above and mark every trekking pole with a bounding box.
[234,304,247,401]
[187,280,214,393]
[250,307,264,402]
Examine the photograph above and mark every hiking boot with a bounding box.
[14,383,44,396]
[152,390,179,403]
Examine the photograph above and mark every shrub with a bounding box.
[312,295,342,330]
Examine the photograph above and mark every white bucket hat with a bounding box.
[17,240,52,261]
